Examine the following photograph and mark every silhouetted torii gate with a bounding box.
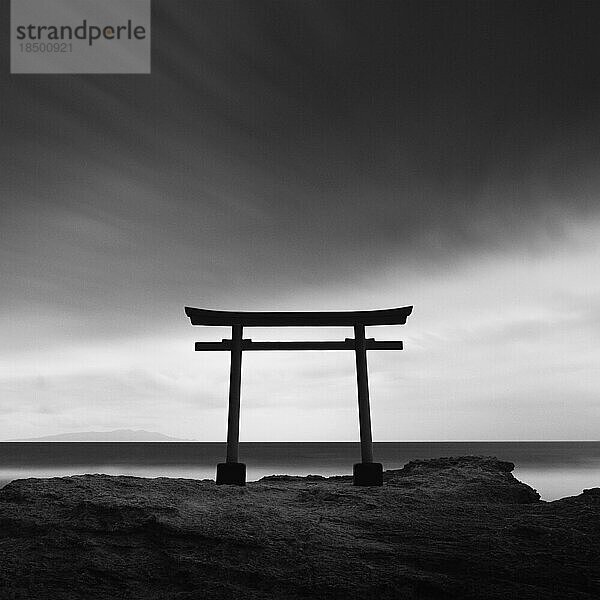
[184,306,413,486]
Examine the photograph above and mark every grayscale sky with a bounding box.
[1,0,599,440]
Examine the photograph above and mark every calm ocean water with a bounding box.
[0,442,598,501]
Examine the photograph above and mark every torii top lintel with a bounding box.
[184,306,413,327]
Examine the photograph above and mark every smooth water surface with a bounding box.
[0,442,598,500]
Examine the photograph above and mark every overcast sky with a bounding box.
[1,0,599,440]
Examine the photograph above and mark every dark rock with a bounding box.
[385,455,541,503]
[0,456,597,600]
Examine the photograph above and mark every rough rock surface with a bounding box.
[0,456,598,599]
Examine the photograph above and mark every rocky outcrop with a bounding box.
[0,456,598,599]
[386,455,541,503]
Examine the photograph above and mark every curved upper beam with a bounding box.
[184,306,413,327]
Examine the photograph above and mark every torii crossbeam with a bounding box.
[184,306,413,486]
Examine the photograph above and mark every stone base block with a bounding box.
[216,462,246,486]
[353,462,384,486]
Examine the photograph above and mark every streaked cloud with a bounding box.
[1,1,599,440]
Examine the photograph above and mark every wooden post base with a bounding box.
[353,462,383,486]
[216,462,246,486]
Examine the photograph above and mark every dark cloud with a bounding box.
[1,2,600,349]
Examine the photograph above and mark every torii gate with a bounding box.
[184,306,413,486]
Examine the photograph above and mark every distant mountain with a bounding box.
[13,429,186,442]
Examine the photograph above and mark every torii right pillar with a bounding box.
[352,324,383,486]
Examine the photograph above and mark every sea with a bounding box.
[0,442,598,501]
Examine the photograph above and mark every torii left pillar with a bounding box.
[352,324,383,486]
[216,324,246,485]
